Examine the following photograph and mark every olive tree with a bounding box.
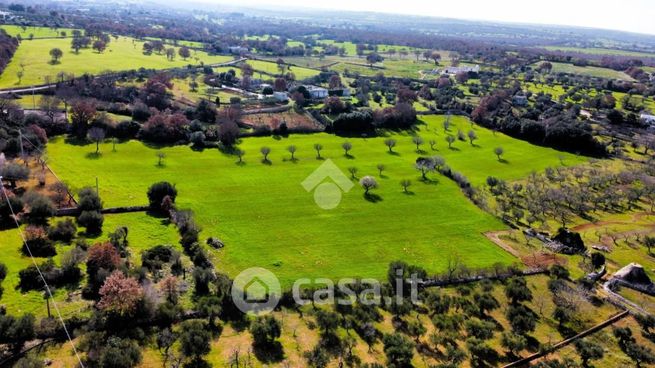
[342,142,353,156]
[384,139,396,153]
[467,130,477,145]
[49,48,63,64]
[287,145,297,160]
[400,179,411,193]
[260,147,271,162]
[348,167,358,179]
[360,176,378,195]
[377,164,385,176]
[88,127,106,154]
[313,143,323,159]
[0,163,30,188]
[412,136,423,151]
[446,135,456,149]
[494,146,505,161]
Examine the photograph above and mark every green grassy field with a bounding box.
[43,115,585,286]
[0,25,78,39]
[216,60,321,81]
[541,45,655,58]
[246,59,320,80]
[170,77,243,105]
[0,36,233,87]
[143,37,204,48]
[532,62,634,81]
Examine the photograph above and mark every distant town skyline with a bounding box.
[191,0,655,36]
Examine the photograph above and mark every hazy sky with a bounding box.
[200,0,655,35]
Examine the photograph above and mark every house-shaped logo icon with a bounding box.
[301,159,354,210]
[243,276,270,302]
[231,267,281,315]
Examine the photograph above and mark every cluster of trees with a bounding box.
[70,29,111,54]
[77,187,104,234]
[330,103,417,133]
[0,29,18,76]
[485,162,655,229]
[472,89,606,156]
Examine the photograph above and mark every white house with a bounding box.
[439,65,480,75]
[640,113,655,125]
[306,85,328,99]
[273,91,289,102]
[512,95,528,106]
[228,46,248,55]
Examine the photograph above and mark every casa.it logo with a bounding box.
[231,267,282,315]
[301,159,354,210]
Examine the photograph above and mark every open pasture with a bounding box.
[43,115,585,286]
[0,25,78,39]
[531,62,634,81]
[0,36,233,87]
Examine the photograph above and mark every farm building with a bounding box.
[613,263,652,285]
[306,85,329,99]
[273,91,289,102]
[512,95,528,106]
[640,113,655,125]
[438,65,480,75]
[228,46,249,54]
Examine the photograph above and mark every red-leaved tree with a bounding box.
[98,271,143,316]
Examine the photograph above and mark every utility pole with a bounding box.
[18,130,25,164]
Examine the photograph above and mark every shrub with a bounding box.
[190,131,206,147]
[77,187,103,211]
[147,182,178,209]
[77,210,104,234]
[112,120,141,139]
[0,194,23,223]
[98,338,142,368]
[47,219,77,243]
[131,101,151,121]
[251,315,282,347]
[23,192,56,224]
[38,117,70,137]
[138,112,189,143]
[1,163,30,188]
[87,242,121,276]
[332,110,374,132]
[141,245,176,272]
[23,226,56,257]
[382,333,414,367]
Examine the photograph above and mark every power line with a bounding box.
[0,177,85,367]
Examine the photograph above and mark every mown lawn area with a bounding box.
[0,25,78,39]
[45,115,585,286]
[0,36,233,87]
